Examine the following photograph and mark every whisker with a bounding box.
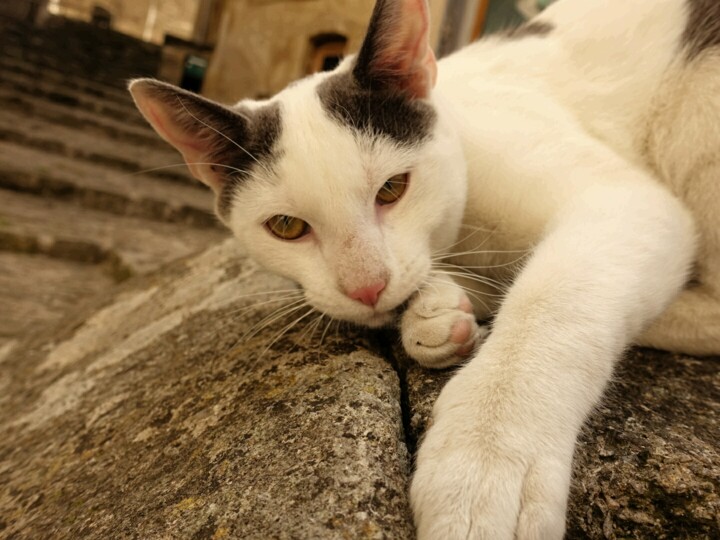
[298,312,324,344]
[459,222,496,233]
[128,161,263,179]
[425,273,494,314]
[432,253,528,270]
[259,307,317,357]
[224,293,305,318]
[309,313,327,344]
[432,248,529,260]
[431,268,509,295]
[433,222,502,258]
[242,299,308,342]
[177,97,262,166]
[320,316,335,345]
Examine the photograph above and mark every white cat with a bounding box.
[129,0,720,537]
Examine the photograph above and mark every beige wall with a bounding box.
[47,0,200,43]
[45,0,450,103]
[203,0,448,104]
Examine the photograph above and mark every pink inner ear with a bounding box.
[133,89,221,192]
[375,0,436,98]
[142,99,207,156]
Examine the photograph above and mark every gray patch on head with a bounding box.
[502,20,554,40]
[215,102,282,219]
[316,71,436,146]
[682,0,720,60]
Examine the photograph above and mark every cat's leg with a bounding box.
[400,273,491,368]
[410,178,695,539]
[636,160,720,355]
[636,285,720,355]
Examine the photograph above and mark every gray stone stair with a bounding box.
[0,188,226,343]
[0,240,716,539]
[0,87,168,152]
[0,188,226,275]
[0,55,138,105]
[0,14,161,89]
[0,144,215,227]
[0,107,192,184]
[0,251,115,346]
[0,68,149,128]
[0,12,225,349]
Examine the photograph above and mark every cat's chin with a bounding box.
[330,309,397,329]
[360,311,397,328]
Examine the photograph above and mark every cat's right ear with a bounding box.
[129,79,249,193]
[354,0,437,99]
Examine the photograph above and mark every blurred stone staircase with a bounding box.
[0,14,226,348]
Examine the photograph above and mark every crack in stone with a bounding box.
[372,329,417,459]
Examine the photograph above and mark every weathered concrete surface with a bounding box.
[401,347,720,539]
[0,240,413,539]
[1,236,718,538]
[0,251,115,344]
[0,13,224,349]
[0,189,224,275]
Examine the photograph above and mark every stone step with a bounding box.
[0,16,160,89]
[0,43,155,89]
[0,55,136,106]
[0,109,192,185]
[0,189,226,277]
[0,143,218,228]
[0,240,414,539]
[0,69,148,128]
[0,251,115,342]
[0,87,166,152]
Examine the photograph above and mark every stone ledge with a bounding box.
[400,346,720,539]
[0,240,413,539]
[0,239,717,538]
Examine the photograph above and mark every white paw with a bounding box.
[411,368,573,540]
[401,283,488,369]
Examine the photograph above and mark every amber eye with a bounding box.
[376,173,409,206]
[266,215,310,240]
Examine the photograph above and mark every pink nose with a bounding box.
[347,281,386,307]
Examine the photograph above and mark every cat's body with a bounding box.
[438,0,720,355]
[129,0,719,537]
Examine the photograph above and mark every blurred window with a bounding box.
[308,33,347,74]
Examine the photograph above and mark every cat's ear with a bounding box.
[354,0,437,99]
[129,79,249,193]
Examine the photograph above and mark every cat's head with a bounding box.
[129,0,467,327]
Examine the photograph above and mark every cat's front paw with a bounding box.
[411,369,572,540]
[400,282,488,369]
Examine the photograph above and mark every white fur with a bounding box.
[410,0,716,537]
[226,1,717,536]
[227,68,468,327]
[132,0,720,536]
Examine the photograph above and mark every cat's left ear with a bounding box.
[354,0,437,99]
[129,78,251,193]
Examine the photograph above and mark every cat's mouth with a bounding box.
[356,309,396,328]
[356,296,413,328]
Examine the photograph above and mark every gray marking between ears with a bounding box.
[502,21,554,40]
[682,0,720,60]
[317,71,436,146]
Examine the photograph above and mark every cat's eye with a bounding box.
[376,173,409,206]
[265,215,310,240]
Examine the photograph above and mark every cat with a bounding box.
[128,0,720,537]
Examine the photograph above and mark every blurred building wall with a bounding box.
[203,0,448,103]
[46,0,201,43]
[0,0,49,22]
